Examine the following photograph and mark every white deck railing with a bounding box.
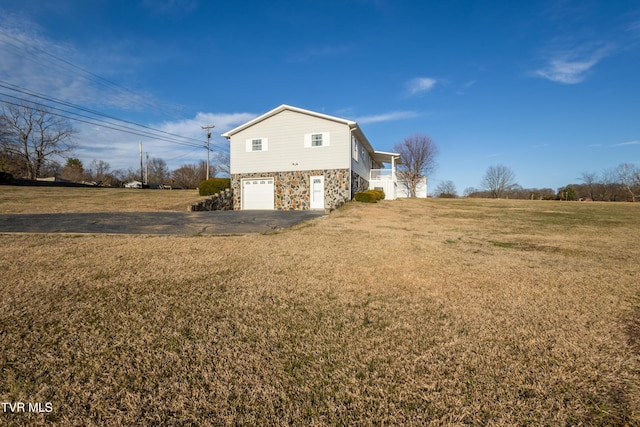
[370,169,396,181]
[369,169,397,200]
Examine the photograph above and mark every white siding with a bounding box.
[350,136,374,180]
[230,110,350,174]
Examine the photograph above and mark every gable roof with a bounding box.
[221,104,356,138]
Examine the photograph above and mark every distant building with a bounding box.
[124,180,143,189]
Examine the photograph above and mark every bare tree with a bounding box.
[463,187,477,198]
[579,171,599,200]
[112,168,139,186]
[616,163,640,202]
[481,164,517,198]
[90,159,110,182]
[393,134,439,197]
[0,102,75,179]
[434,180,458,198]
[213,152,228,176]
[147,157,169,184]
[171,161,208,189]
[598,168,618,201]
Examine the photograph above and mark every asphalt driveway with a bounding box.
[0,210,325,235]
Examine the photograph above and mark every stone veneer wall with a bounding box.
[351,171,370,198]
[231,168,350,211]
[188,188,233,211]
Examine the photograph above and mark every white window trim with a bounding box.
[246,137,268,152]
[352,136,359,161]
[304,132,330,148]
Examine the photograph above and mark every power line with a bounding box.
[0,92,194,146]
[0,97,201,149]
[0,82,229,153]
[0,29,166,114]
[0,96,230,157]
[0,31,231,160]
[0,80,214,147]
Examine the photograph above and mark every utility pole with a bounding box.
[201,125,215,180]
[139,141,143,188]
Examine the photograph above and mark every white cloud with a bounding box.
[0,13,256,174]
[407,77,437,95]
[534,46,611,84]
[456,79,476,95]
[613,140,640,147]
[74,112,257,172]
[355,110,419,124]
[535,58,598,84]
[0,13,158,111]
[157,112,257,137]
[462,80,476,90]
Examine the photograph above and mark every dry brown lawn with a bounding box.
[0,186,205,213]
[1,188,639,425]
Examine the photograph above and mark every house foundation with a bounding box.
[232,168,352,211]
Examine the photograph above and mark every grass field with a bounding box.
[0,186,205,213]
[1,187,639,425]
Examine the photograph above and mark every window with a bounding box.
[245,138,268,152]
[352,136,359,161]
[311,133,323,147]
[304,132,330,148]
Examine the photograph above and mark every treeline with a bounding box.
[1,102,226,189]
[0,155,221,190]
[463,184,632,201]
[463,186,557,200]
[436,163,640,202]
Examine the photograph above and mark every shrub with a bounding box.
[355,190,385,203]
[370,189,385,200]
[0,172,14,184]
[355,192,376,202]
[198,178,231,196]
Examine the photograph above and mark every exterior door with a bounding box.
[242,178,274,210]
[310,175,324,209]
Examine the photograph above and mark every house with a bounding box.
[222,105,401,210]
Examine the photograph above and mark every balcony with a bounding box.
[370,169,396,181]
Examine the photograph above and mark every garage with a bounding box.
[242,178,274,210]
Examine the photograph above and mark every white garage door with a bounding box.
[242,178,274,210]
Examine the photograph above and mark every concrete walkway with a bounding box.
[0,210,325,235]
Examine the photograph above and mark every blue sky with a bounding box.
[1,0,639,192]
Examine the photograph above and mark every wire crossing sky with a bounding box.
[1,0,639,190]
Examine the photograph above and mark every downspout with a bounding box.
[349,125,357,200]
[392,155,399,200]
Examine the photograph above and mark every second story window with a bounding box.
[304,132,330,148]
[311,133,323,147]
[245,137,268,152]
